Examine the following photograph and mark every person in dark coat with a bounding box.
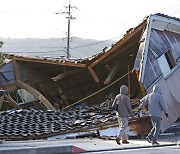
[138,84,168,145]
[53,95,62,110]
[112,85,135,145]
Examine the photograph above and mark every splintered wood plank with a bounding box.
[104,63,120,85]
[16,80,56,111]
[4,93,21,109]
[133,70,147,97]
[52,69,81,82]
[88,66,99,82]
[138,81,147,97]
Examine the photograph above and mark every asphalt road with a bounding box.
[0,134,179,154]
[85,145,180,154]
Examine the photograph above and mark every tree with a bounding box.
[0,41,3,48]
[0,41,4,65]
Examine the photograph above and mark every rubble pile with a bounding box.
[0,106,117,140]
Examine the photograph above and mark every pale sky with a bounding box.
[0,0,180,40]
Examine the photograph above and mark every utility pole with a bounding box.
[56,0,77,59]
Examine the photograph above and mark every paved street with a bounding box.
[86,145,180,154]
[0,134,179,154]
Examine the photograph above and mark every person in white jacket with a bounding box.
[112,85,135,145]
[138,84,168,145]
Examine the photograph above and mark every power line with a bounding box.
[170,9,180,16]
[2,34,124,56]
[2,34,121,50]
[2,39,111,54]
[161,0,180,12]
[2,46,64,49]
[159,0,180,16]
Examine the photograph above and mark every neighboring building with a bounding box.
[0,13,180,134]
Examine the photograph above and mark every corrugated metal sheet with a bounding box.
[149,66,180,132]
[134,14,180,133]
[143,29,180,89]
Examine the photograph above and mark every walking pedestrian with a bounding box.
[112,85,135,145]
[138,84,168,145]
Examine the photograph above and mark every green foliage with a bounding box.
[0,41,3,48]
[0,41,4,65]
[0,52,4,66]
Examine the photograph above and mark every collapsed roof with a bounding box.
[1,13,180,136]
[2,15,148,110]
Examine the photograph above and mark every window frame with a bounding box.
[164,49,176,69]
[158,49,177,79]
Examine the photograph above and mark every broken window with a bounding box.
[158,49,176,77]
[165,49,176,69]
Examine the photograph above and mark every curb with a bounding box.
[85,143,177,153]
[0,145,86,154]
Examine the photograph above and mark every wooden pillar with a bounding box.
[134,70,147,96]
[138,81,147,96]
[12,59,20,81]
[128,65,131,97]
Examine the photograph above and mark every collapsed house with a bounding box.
[0,13,180,140]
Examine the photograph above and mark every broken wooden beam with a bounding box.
[104,62,120,85]
[4,93,21,109]
[138,81,147,97]
[52,69,81,82]
[102,39,139,65]
[128,65,131,97]
[12,59,20,80]
[16,80,56,111]
[88,66,99,82]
